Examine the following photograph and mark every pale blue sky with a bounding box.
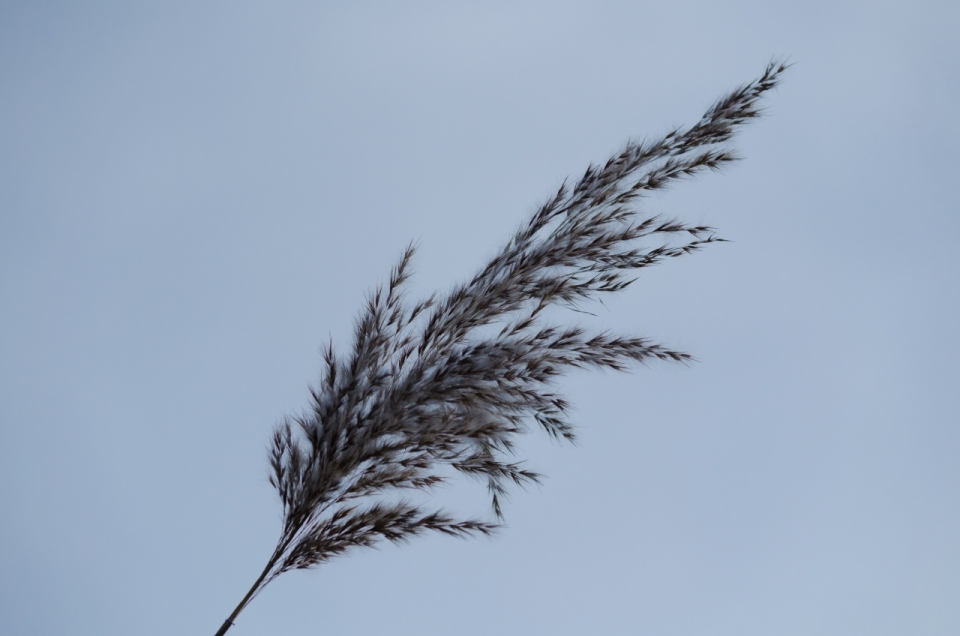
[2,2,958,635]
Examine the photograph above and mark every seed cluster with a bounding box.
[214,60,788,636]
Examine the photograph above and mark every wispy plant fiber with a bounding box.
[214,60,788,635]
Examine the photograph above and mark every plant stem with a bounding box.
[214,558,277,636]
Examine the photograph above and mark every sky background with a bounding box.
[1,2,958,635]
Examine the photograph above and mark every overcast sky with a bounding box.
[1,2,958,635]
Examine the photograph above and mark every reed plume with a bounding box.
[214,60,788,635]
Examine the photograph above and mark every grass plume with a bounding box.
[214,60,788,635]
